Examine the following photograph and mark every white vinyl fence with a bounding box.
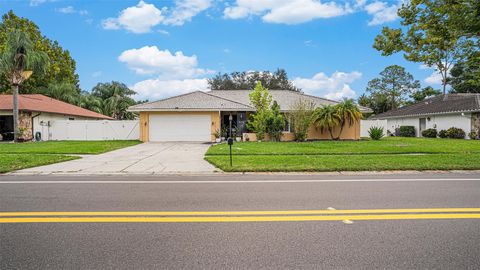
[45,120,139,141]
[360,119,388,137]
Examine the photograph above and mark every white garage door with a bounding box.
[149,114,211,142]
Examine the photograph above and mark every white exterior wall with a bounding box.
[360,120,388,137]
[32,112,92,140]
[385,113,472,138]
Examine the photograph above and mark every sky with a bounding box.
[1,0,442,101]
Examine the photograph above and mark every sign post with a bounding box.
[228,114,233,166]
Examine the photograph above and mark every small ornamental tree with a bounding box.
[314,105,341,140]
[266,101,285,141]
[290,99,315,141]
[335,99,362,140]
[247,81,272,140]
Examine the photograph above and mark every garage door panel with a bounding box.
[149,114,211,142]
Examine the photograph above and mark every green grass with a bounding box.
[0,140,141,154]
[205,154,480,172]
[0,154,79,173]
[0,140,141,173]
[205,137,480,172]
[206,137,480,155]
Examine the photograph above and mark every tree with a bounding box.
[42,81,80,104]
[334,99,362,140]
[208,68,300,91]
[246,81,272,140]
[0,30,49,142]
[373,1,476,94]
[77,92,103,113]
[409,86,442,103]
[449,51,480,93]
[0,10,79,93]
[357,92,390,115]
[366,65,420,110]
[314,105,341,140]
[266,101,285,141]
[290,99,315,141]
[90,81,137,120]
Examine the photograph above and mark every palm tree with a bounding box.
[0,30,49,142]
[335,99,363,140]
[77,93,103,114]
[314,105,341,140]
[91,81,137,120]
[43,81,79,104]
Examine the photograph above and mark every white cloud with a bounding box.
[118,46,214,79]
[365,1,399,26]
[424,71,443,85]
[92,71,102,78]
[102,1,164,33]
[224,0,351,24]
[131,78,209,100]
[102,0,211,33]
[158,29,170,35]
[164,0,212,25]
[56,6,88,15]
[293,71,362,100]
[30,0,56,6]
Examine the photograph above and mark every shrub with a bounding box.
[266,101,285,142]
[291,99,315,141]
[368,126,384,140]
[468,131,478,140]
[446,127,466,139]
[421,128,437,138]
[399,126,416,137]
[438,129,448,138]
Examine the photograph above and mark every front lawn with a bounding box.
[206,137,480,155]
[205,137,480,172]
[0,140,141,173]
[0,140,141,154]
[0,154,79,174]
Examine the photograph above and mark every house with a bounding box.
[370,93,480,138]
[0,94,113,141]
[128,90,371,142]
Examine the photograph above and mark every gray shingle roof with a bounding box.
[371,93,480,119]
[129,89,372,112]
[128,91,254,111]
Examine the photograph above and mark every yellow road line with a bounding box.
[1,208,480,217]
[1,214,480,223]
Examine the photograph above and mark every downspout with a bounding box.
[31,112,41,141]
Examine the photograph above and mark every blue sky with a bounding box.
[2,0,441,101]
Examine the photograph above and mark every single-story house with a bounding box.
[128,90,371,142]
[0,94,112,141]
[370,93,480,138]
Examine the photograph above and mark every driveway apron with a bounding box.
[12,142,217,175]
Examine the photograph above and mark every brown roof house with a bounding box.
[128,90,371,142]
[0,94,112,141]
[371,93,480,138]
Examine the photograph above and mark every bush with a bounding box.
[291,99,315,141]
[421,128,437,138]
[438,129,448,138]
[468,131,478,140]
[399,126,416,137]
[446,127,466,139]
[368,126,384,140]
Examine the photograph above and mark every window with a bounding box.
[68,117,75,121]
[284,118,291,132]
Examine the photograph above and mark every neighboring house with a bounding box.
[0,94,112,141]
[128,90,371,142]
[370,93,480,138]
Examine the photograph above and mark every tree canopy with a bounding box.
[0,10,79,93]
[365,65,420,110]
[373,0,478,94]
[208,68,300,91]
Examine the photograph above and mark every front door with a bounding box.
[419,118,426,136]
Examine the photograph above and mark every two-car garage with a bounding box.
[147,113,214,142]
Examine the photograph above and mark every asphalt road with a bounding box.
[1,173,480,269]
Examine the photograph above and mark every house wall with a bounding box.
[32,112,93,140]
[243,120,361,141]
[386,113,472,138]
[139,111,221,142]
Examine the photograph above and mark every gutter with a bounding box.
[371,109,480,120]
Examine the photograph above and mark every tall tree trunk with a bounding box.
[442,69,447,95]
[12,84,19,143]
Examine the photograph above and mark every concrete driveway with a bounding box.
[14,142,218,175]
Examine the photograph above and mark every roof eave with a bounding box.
[371,109,480,119]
